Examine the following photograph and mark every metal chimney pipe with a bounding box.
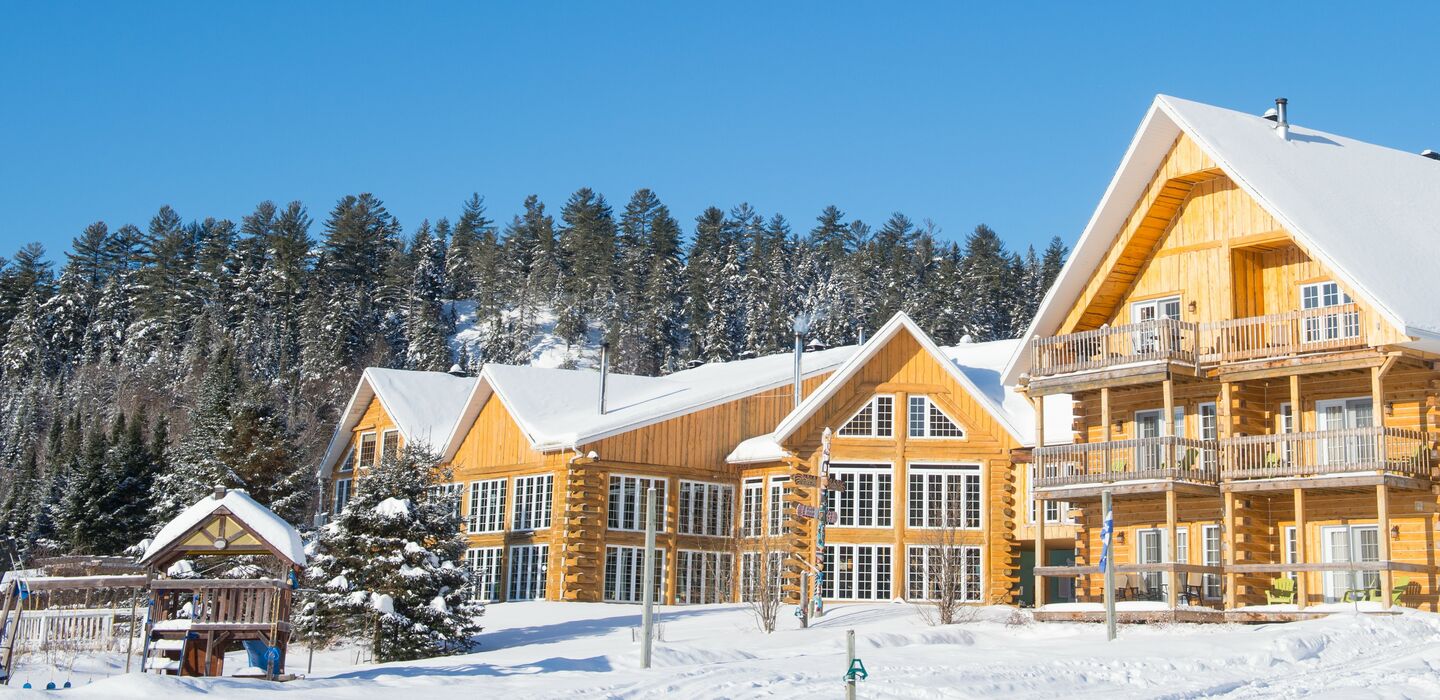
[1275,97,1289,140]
[793,332,803,408]
[598,342,610,415]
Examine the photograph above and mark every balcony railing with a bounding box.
[149,579,293,629]
[1223,427,1434,481]
[1198,304,1367,364]
[1034,436,1220,488]
[1028,305,1371,379]
[1029,319,1199,378]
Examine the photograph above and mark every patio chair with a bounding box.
[1179,572,1204,605]
[1137,575,1166,602]
[1393,576,1411,606]
[1114,572,1137,600]
[1265,576,1296,604]
[1263,451,1283,472]
[1110,459,1128,474]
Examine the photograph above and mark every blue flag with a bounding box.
[1098,507,1114,572]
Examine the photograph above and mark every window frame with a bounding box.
[465,547,504,602]
[837,395,896,438]
[678,480,733,538]
[741,477,764,538]
[676,549,734,605]
[821,543,893,601]
[511,474,554,532]
[906,462,983,530]
[379,428,401,463]
[767,476,790,536]
[507,544,549,600]
[468,478,508,534]
[332,477,353,515]
[830,462,894,529]
[905,545,983,602]
[357,431,378,470]
[906,395,966,439]
[608,474,668,533]
[603,545,668,604]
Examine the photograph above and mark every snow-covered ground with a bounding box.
[7,601,1440,698]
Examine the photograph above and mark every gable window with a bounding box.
[831,463,892,528]
[512,474,554,531]
[332,478,353,515]
[608,475,667,532]
[468,478,507,534]
[907,396,965,438]
[767,476,790,536]
[679,480,733,537]
[357,432,378,470]
[741,478,764,538]
[338,447,355,473]
[907,464,981,529]
[380,429,401,463]
[838,396,894,437]
[507,544,548,600]
[1300,281,1359,343]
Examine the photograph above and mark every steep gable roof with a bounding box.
[1005,94,1440,384]
[140,489,306,567]
[771,312,1058,447]
[439,345,859,458]
[318,368,477,477]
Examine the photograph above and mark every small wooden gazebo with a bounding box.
[136,486,306,679]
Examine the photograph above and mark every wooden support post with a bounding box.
[1289,374,1302,464]
[1378,483,1392,609]
[1035,497,1047,608]
[1101,387,1112,442]
[1293,487,1307,610]
[1223,491,1237,609]
[1166,489,1179,609]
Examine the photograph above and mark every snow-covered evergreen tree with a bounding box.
[303,446,483,662]
[151,345,242,521]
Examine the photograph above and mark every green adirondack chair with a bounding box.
[1393,576,1411,606]
[1266,576,1296,604]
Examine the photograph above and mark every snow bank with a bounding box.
[374,497,412,519]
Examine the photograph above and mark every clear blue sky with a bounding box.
[2,2,1437,261]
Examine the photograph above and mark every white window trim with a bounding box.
[512,474,555,532]
[1202,524,1222,600]
[1028,463,1074,525]
[603,545,668,604]
[837,395,896,439]
[468,478,507,534]
[380,428,401,461]
[507,544,549,600]
[906,395,967,440]
[905,544,984,602]
[905,462,983,530]
[741,477,764,538]
[357,431,378,470]
[678,479,734,538]
[608,473,668,533]
[465,547,504,602]
[830,462,895,529]
[332,478,353,515]
[767,475,790,536]
[822,543,893,601]
[676,549,734,605]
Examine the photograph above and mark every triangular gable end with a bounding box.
[773,312,1028,446]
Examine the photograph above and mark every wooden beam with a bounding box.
[1101,387,1112,443]
[1035,496,1046,608]
[1223,491,1237,609]
[1212,353,1388,383]
[1222,474,1430,494]
[1166,489,1179,609]
[1378,483,1392,609]
[1294,488,1307,610]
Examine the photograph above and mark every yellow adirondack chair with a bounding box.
[1266,576,1296,604]
[1393,576,1411,606]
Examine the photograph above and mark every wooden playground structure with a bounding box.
[0,486,307,684]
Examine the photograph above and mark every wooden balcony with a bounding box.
[1033,436,1220,497]
[1025,305,1375,391]
[1223,427,1435,491]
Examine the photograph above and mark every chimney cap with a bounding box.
[1262,107,1279,122]
[1422,149,1440,161]
[212,484,227,500]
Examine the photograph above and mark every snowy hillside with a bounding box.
[10,602,1440,698]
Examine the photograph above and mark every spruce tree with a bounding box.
[303,446,483,661]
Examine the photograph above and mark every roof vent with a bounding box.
[1272,98,1289,140]
[447,363,465,376]
[1262,108,1279,122]
[1422,150,1440,161]
[213,484,227,500]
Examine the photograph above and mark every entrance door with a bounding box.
[1318,398,1374,467]
[1137,528,1166,595]
[1135,408,1184,473]
[1132,296,1182,354]
[1322,525,1380,602]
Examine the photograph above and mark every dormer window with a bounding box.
[357,432,377,470]
[838,395,894,437]
[907,395,965,438]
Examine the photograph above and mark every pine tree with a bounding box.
[554,188,616,348]
[152,345,243,521]
[303,446,483,661]
[955,224,1015,341]
[404,222,453,371]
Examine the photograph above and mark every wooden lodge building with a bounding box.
[1007,95,1440,621]
[317,313,1073,608]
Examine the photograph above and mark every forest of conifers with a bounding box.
[0,188,1065,563]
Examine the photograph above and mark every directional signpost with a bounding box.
[812,428,834,619]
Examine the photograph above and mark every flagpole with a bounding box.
[1102,489,1116,641]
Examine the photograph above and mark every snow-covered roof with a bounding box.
[942,339,1072,446]
[140,489,307,567]
[770,312,1062,448]
[1005,94,1440,384]
[726,434,790,464]
[440,345,859,457]
[319,367,478,476]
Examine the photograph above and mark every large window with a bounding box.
[604,545,667,603]
[676,550,733,604]
[608,475,667,532]
[468,478,507,533]
[907,396,965,438]
[357,432,377,470]
[679,481,733,537]
[430,482,463,519]
[838,396,894,437]
[741,551,783,602]
[332,478,353,515]
[507,544,548,600]
[822,544,892,600]
[741,478,764,538]
[906,546,982,602]
[465,547,503,602]
[380,429,401,463]
[907,464,981,529]
[831,464,892,527]
[512,474,554,531]
[1301,281,1359,343]
[767,476,789,536]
